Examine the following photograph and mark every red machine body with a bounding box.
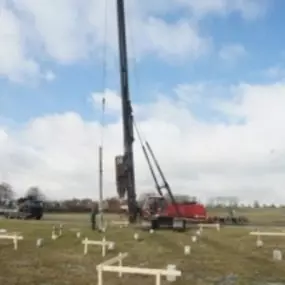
[163,202,207,219]
[137,194,248,229]
[115,125,249,229]
[140,195,207,222]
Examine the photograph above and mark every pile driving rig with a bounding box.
[114,0,248,230]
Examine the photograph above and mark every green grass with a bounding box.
[0,211,285,285]
[208,207,285,225]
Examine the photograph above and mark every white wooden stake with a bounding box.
[59,224,63,236]
[102,237,106,257]
[96,253,181,285]
[84,238,88,255]
[156,273,161,285]
[216,223,220,231]
[118,252,123,278]
[97,266,103,285]
[13,236,17,250]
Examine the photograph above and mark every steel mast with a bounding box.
[116,0,137,223]
[98,97,105,228]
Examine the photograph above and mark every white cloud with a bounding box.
[91,89,122,115]
[139,18,210,61]
[263,66,285,79]
[219,43,247,63]
[0,0,277,204]
[13,0,210,62]
[14,0,92,63]
[0,5,40,82]
[176,0,267,19]
[0,0,268,82]
[1,81,285,204]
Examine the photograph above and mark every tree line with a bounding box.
[0,182,122,213]
[0,182,284,213]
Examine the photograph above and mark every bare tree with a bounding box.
[26,186,45,201]
[253,200,260,208]
[0,182,14,202]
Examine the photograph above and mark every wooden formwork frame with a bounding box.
[250,231,285,243]
[0,232,23,250]
[250,231,285,237]
[110,220,129,227]
[198,223,220,231]
[82,237,115,256]
[96,252,182,285]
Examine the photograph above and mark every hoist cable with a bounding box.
[101,0,108,115]
[133,119,163,196]
[133,120,144,146]
[99,0,108,152]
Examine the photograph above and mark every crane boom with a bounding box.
[144,141,182,217]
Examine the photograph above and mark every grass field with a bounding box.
[0,210,285,285]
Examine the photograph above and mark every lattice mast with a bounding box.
[115,0,137,223]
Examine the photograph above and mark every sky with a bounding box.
[0,0,285,204]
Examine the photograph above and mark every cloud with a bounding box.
[9,0,209,64]
[219,43,247,63]
[263,66,285,80]
[131,18,210,62]
[1,81,285,204]
[92,90,120,111]
[91,89,123,118]
[0,0,278,204]
[0,5,40,82]
[0,0,268,82]
[176,0,267,20]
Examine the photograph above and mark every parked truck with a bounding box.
[2,196,44,220]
